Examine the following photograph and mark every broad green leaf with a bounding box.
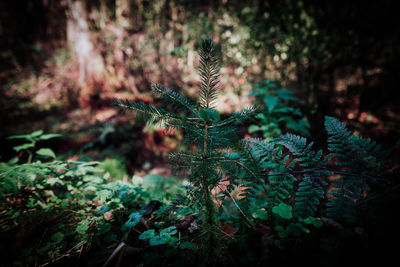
[149,235,167,246]
[272,203,293,219]
[248,125,260,133]
[13,143,34,152]
[304,217,315,224]
[158,233,171,245]
[255,113,266,120]
[8,134,32,140]
[180,241,196,250]
[312,220,323,228]
[39,134,62,140]
[139,229,156,240]
[303,217,323,227]
[36,148,56,159]
[76,220,90,234]
[31,130,44,137]
[252,209,268,220]
[96,190,112,202]
[160,226,177,235]
[264,96,278,113]
[122,212,143,230]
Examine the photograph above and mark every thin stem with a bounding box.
[201,123,219,259]
[203,125,208,157]
[27,150,33,164]
[217,185,252,224]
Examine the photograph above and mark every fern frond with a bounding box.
[325,116,354,166]
[326,185,357,222]
[275,133,329,173]
[324,116,387,222]
[243,138,296,204]
[273,133,329,217]
[294,176,325,217]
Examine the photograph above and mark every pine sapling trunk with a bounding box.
[201,184,219,257]
[201,124,219,258]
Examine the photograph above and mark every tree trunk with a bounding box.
[66,0,104,107]
[99,0,110,29]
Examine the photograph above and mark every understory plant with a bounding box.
[0,131,106,265]
[114,38,256,258]
[0,130,187,266]
[249,79,311,139]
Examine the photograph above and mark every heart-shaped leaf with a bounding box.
[139,229,155,240]
[272,203,293,219]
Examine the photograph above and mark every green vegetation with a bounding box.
[249,79,311,139]
[1,1,399,264]
[0,36,396,266]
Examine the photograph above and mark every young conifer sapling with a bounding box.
[114,38,255,257]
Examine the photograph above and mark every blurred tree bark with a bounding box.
[66,0,105,107]
[67,0,104,82]
[99,0,110,29]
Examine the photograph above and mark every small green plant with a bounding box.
[249,79,310,139]
[8,129,61,163]
[139,226,178,246]
[114,38,256,259]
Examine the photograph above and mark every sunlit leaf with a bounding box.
[13,143,34,152]
[31,130,44,137]
[39,134,62,140]
[36,148,56,159]
[264,96,278,113]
